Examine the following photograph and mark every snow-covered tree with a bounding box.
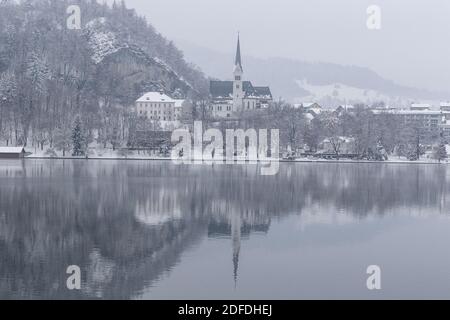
[54,127,72,157]
[433,139,448,163]
[72,117,85,156]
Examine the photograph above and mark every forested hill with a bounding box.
[0,0,208,147]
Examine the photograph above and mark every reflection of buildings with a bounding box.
[2,160,450,299]
[207,206,271,285]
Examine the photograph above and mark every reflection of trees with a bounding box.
[0,160,448,299]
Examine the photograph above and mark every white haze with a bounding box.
[113,0,450,93]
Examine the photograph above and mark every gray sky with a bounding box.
[119,0,450,92]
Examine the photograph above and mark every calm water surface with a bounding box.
[0,159,449,299]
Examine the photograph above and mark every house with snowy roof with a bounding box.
[135,91,188,130]
[209,35,273,118]
[0,147,27,159]
[410,103,432,111]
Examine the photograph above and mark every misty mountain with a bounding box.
[177,40,447,106]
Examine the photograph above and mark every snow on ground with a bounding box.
[23,146,449,164]
[295,79,408,106]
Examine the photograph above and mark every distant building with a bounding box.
[293,102,323,121]
[440,102,450,112]
[410,103,431,111]
[440,120,450,140]
[135,92,187,130]
[373,109,442,136]
[0,147,27,159]
[440,102,450,121]
[334,104,355,115]
[209,35,273,118]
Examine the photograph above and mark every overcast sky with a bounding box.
[118,0,450,92]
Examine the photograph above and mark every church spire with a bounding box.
[234,34,243,72]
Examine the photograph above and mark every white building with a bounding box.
[135,92,186,129]
[373,108,442,136]
[410,103,432,111]
[209,35,272,118]
[440,102,450,112]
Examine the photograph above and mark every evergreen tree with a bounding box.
[433,138,448,163]
[72,117,85,156]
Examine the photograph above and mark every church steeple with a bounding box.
[233,33,244,111]
[234,34,243,72]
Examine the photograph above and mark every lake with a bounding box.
[0,159,449,299]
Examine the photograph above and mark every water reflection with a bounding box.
[0,160,448,299]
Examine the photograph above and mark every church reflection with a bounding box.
[0,160,448,299]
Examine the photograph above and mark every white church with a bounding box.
[209,35,273,118]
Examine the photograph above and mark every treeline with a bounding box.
[0,0,207,151]
[204,102,447,161]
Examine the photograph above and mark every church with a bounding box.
[209,35,273,118]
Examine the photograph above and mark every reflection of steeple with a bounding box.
[231,211,241,287]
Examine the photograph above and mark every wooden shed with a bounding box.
[0,147,27,159]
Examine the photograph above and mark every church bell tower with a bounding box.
[233,34,244,111]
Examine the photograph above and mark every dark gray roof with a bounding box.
[210,80,272,100]
[253,86,272,98]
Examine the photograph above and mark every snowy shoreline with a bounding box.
[21,155,449,165]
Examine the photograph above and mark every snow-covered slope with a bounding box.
[295,79,411,107]
[84,17,194,91]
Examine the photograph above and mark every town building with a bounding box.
[334,104,356,116]
[373,108,443,136]
[440,120,450,140]
[293,102,323,122]
[440,102,450,112]
[410,103,432,111]
[440,102,450,121]
[209,35,273,118]
[135,91,187,130]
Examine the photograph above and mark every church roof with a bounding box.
[210,80,272,100]
[252,86,272,98]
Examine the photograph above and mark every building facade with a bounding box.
[373,108,443,137]
[209,36,273,118]
[136,92,186,122]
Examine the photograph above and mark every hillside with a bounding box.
[0,0,208,147]
[177,40,448,106]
